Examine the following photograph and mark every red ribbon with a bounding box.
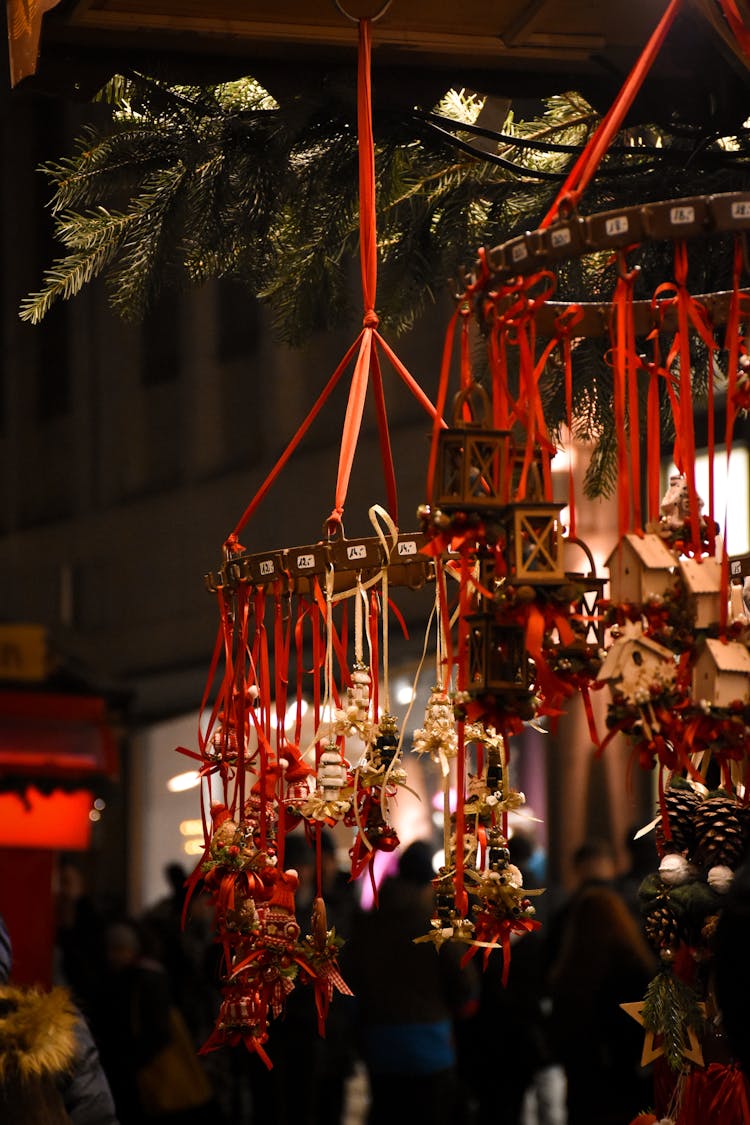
[540,0,684,226]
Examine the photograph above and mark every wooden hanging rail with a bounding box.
[524,288,749,338]
[204,530,434,594]
[476,191,750,332]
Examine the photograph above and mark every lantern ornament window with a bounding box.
[466,614,532,700]
[505,501,566,586]
[434,384,512,512]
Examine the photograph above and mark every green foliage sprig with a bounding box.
[641,968,705,1072]
[18,73,750,494]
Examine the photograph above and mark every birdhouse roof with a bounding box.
[605,533,676,571]
[701,638,750,674]
[678,557,723,595]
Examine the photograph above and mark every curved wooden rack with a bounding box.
[204,530,434,595]
[476,191,750,330]
[522,288,748,338]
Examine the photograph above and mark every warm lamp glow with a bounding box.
[285,699,309,729]
[167,770,200,793]
[394,680,415,706]
[179,818,203,836]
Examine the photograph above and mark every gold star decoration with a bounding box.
[620,1000,705,1068]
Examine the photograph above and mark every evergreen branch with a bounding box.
[641,970,704,1073]
[19,209,136,323]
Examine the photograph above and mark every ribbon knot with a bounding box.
[362,309,379,329]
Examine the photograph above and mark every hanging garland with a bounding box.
[173,5,750,1110]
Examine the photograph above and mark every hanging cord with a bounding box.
[540,0,684,227]
[354,573,366,666]
[556,306,585,538]
[381,564,391,716]
[328,16,386,527]
[325,566,337,743]
[716,0,750,60]
[226,18,444,549]
[609,258,639,539]
[332,0,392,24]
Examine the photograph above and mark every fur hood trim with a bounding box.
[0,985,78,1082]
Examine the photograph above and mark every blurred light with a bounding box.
[551,447,573,472]
[88,809,101,823]
[183,839,205,856]
[694,448,750,555]
[93,797,106,811]
[167,770,201,793]
[180,818,203,836]
[395,680,415,706]
[432,848,445,872]
[285,698,309,730]
[431,787,457,813]
[358,848,399,909]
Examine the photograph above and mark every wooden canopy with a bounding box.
[6,0,750,126]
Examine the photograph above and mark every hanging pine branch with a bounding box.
[18,69,750,494]
[23,72,750,335]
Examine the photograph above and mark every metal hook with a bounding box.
[332,0,393,23]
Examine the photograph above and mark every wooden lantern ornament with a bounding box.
[466,613,532,699]
[434,384,512,513]
[505,501,566,586]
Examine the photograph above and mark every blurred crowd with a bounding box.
[0,825,708,1125]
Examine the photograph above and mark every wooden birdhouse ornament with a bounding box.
[596,620,676,704]
[678,557,723,630]
[605,533,676,606]
[693,638,750,709]
[434,384,512,512]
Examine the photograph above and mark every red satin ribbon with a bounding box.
[540,0,684,226]
[716,0,750,60]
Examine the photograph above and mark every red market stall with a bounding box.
[0,676,120,986]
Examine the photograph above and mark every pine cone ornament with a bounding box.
[643,899,681,952]
[655,782,701,856]
[692,793,747,871]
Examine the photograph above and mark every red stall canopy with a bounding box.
[0,689,119,849]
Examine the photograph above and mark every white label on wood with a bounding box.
[551,228,571,248]
[605,216,628,236]
[670,206,695,225]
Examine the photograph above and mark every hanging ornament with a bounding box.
[301,744,352,823]
[412,685,459,773]
[334,661,373,742]
[621,971,706,1070]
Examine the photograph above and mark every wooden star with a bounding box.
[620,1000,705,1068]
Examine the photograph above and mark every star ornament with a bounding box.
[620,1001,705,1068]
